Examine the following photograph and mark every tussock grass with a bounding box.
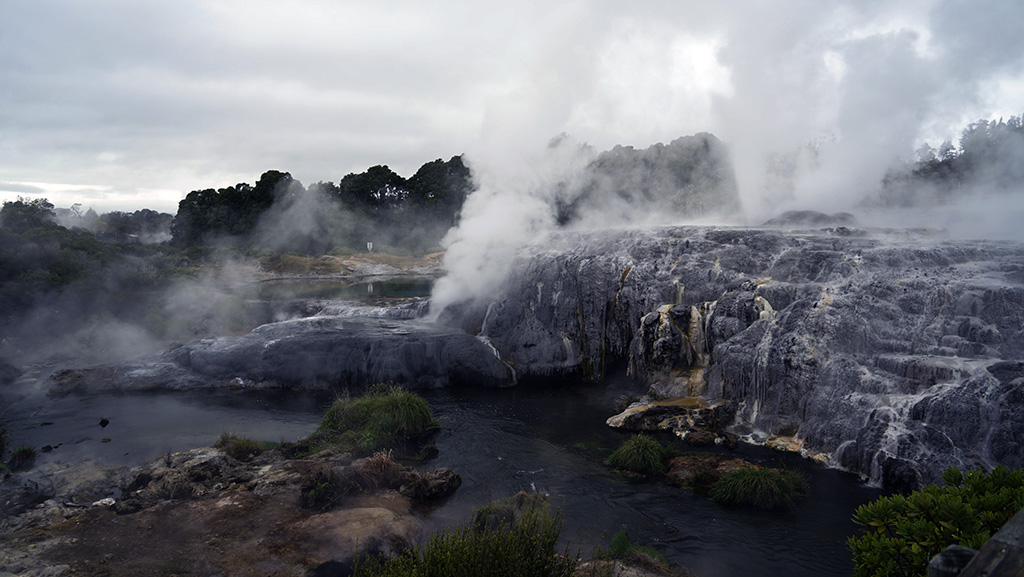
[288,384,438,458]
[711,467,808,510]
[321,384,437,452]
[592,530,689,575]
[215,433,277,462]
[354,494,577,577]
[357,449,402,490]
[7,445,36,472]
[605,434,671,476]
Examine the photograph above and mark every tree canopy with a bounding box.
[170,158,472,255]
[0,197,56,234]
[880,114,1024,206]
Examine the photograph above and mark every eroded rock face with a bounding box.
[452,225,1024,489]
[48,317,513,395]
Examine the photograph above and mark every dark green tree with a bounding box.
[170,170,298,247]
[0,197,56,233]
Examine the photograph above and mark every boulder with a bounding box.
[666,453,756,488]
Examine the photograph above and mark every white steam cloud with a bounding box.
[430,0,1024,318]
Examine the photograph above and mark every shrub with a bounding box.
[357,449,402,490]
[711,467,808,510]
[848,465,1024,577]
[215,433,272,462]
[470,491,549,532]
[605,435,671,476]
[354,494,577,577]
[595,530,673,574]
[300,464,347,512]
[7,445,36,472]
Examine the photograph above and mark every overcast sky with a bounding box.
[2,0,1022,215]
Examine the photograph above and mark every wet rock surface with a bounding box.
[453,224,1024,489]
[34,224,1024,491]
[665,453,757,489]
[48,317,513,395]
[0,446,458,577]
[607,397,738,448]
[0,359,22,385]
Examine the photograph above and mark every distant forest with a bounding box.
[879,115,1024,206]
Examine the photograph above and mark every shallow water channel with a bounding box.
[8,374,882,577]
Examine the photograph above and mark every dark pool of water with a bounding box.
[3,377,881,577]
[4,389,329,466]
[419,382,882,577]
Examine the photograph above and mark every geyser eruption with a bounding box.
[429,0,1024,318]
[429,136,595,317]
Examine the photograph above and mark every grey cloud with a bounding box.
[0,183,45,195]
[1,0,1022,218]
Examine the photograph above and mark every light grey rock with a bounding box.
[48,316,513,395]
[448,225,1024,489]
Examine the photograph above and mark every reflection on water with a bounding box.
[420,382,882,577]
[5,390,330,466]
[4,377,881,577]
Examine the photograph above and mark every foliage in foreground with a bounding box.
[287,384,438,458]
[215,433,278,462]
[7,445,36,472]
[354,494,577,577]
[711,467,808,510]
[593,530,676,575]
[848,465,1024,577]
[605,434,673,476]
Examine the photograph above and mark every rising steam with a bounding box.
[429,0,1024,318]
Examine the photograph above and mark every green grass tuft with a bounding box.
[595,530,673,573]
[7,445,36,472]
[215,433,276,462]
[605,434,671,476]
[301,384,437,456]
[710,467,808,510]
[354,494,577,577]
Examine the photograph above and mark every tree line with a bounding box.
[170,156,472,255]
[880,114,1024,205]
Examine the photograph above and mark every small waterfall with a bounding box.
[315,300,429,319]
[477,334,518,383]
[688,300,716,366]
